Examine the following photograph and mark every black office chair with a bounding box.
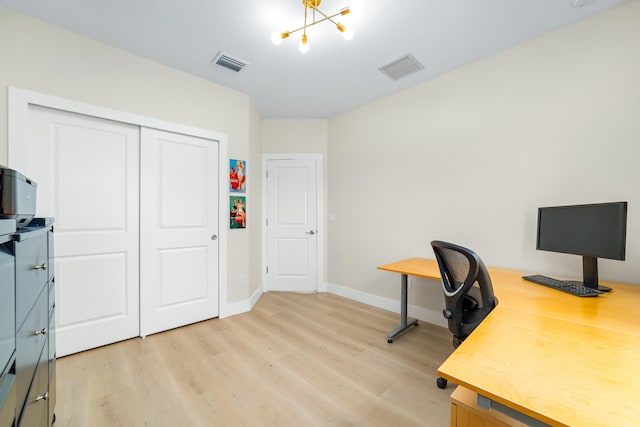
[431,240,497,389]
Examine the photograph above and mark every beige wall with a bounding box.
[262,119,328,154]
[327,0,640,314]
[0,6,258,305]
[248,101,263,298]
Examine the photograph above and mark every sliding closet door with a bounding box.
[140,128,219,336]
[23,106,140,357]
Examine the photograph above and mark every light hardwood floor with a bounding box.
[55,292,455,426]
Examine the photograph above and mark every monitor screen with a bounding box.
[537,202,627,260]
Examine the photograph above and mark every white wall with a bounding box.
[0,6,258,305]
[327,1,640,320]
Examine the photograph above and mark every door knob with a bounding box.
[211,235,218,240]
[305,230,315,235]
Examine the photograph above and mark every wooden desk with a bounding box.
[379,258,640,426]
[377,258,442,342]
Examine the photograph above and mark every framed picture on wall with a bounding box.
[230,159,246,193]
[230,196,246,229]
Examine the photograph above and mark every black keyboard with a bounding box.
[522,275,603,297]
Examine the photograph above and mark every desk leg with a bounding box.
[387,273,418,343]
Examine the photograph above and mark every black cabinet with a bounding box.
[15,287,48,418]
[15,233,49,331]
[17,349,48,427]
[1,220,16,427]
[9,220,55,427]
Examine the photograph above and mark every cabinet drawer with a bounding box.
[16,287,48,412]
[15,234,49,330]
[0,368,16,427]
[17,347,48,427]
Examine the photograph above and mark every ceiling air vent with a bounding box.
[212,52,249,73]
[379,53,424,81]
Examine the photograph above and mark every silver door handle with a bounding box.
[33,263,47,270]
[33,392,49,402]
[305,230,315,235]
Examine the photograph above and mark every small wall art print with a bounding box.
[230,196,246,229]
[230,159,246,193]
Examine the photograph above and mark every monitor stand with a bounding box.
[567,280,612,292]
[575,256,612,292]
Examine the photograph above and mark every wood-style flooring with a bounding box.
[55,292,455,426]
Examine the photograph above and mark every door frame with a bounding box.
[7,86,232,319]
[262,153,325,293]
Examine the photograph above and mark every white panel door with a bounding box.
[266,159,318,292]
[24,106,140,357]
[140,128,219,336]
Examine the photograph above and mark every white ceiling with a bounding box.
[0,0,627,119]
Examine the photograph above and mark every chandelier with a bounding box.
[271,0,363,53]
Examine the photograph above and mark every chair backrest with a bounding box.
[431,240,497,345]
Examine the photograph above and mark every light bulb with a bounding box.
[342,26,354,40]
[299,34,310,53]
[271,32,282,45]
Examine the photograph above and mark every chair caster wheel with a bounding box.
[436,377,448,389]
[387,339,393,343]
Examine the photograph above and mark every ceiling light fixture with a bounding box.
[271,0,363,53]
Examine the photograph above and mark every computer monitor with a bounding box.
[536,201,627,291]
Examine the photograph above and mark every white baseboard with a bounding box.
[249,285,263,309]
[220,299,250,318]
[223,281,447,328]
[327,282,447,328]
[220,285,264,318]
